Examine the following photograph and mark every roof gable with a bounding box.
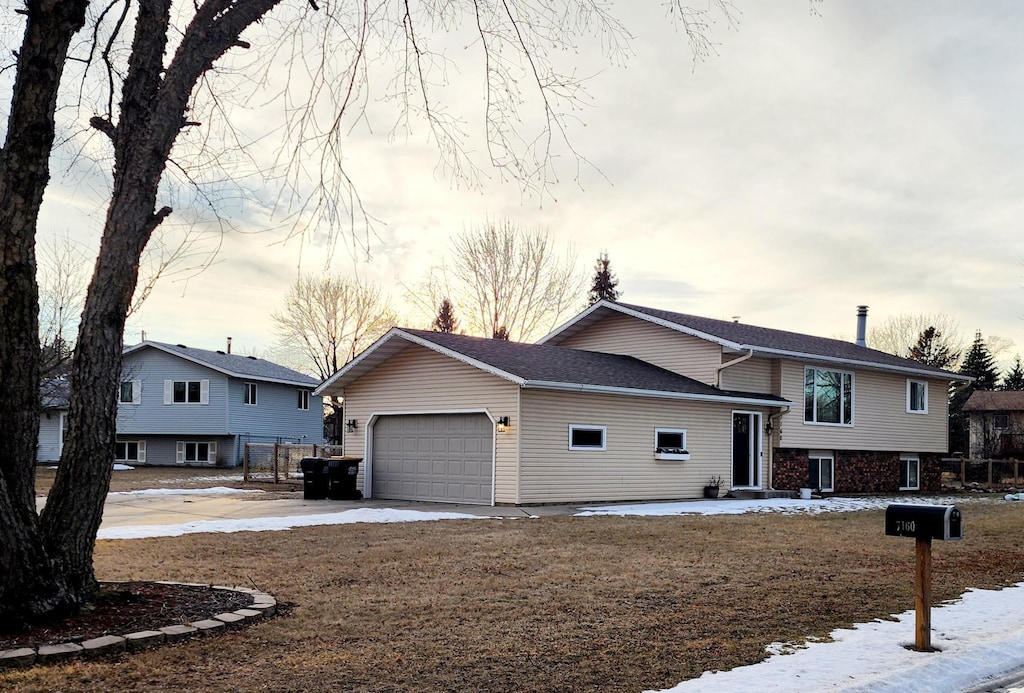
[541,301,966,381]
[316,327,789,407]
[123,341,318,387]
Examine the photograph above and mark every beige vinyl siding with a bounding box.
[555,312,722,385]
[341,344,521,503]
[719,357,774,393]
[778,361,949,452]
[519,389,771,503]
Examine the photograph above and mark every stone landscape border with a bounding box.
[0,582,277,669]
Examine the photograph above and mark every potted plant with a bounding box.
[704,475,724,499]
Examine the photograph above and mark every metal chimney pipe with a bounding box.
[855,306,868,347]
[227,336,233,354]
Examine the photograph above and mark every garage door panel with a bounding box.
[372,414,493,504]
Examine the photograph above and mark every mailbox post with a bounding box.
[884,504,963,651]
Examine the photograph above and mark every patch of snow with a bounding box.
[96,507,487,540]
[113,463,135,471]
[647,582,1024,693]
[107,486,263,497]
[576,496,979,518]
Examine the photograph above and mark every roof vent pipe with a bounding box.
[227,336,233,354]
[855,306,868,347]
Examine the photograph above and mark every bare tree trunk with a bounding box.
[0,0,90,626]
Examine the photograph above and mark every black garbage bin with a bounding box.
[326,457,362,500]
[300,457,328,500]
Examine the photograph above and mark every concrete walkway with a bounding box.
[96,491,578,530]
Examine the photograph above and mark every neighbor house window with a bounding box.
[177,441,216,464]
[297,389,310,410]
[994,414,1009,429]
[907,380,928,414]
[900,455,920,491]
[115,440,145,463]
[655,428,687,453]
[569,425,606,451]
[164,379,208,405]
[808,452,834,492]
[804,367,853,425]
[244,382,258,405]
[119,380,141,404]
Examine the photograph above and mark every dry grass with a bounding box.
[4,496,1024,692]
[33,465,299,496]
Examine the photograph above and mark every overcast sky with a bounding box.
[33,1,1024,371]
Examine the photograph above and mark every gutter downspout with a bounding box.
[716,348,754,387]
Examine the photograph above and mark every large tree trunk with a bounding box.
[0,0,90,626]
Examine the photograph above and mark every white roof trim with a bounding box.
[524,380,791,408]
[752,347,971,381]
[124,342,316,387]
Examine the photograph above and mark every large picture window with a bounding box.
[804,367,853,425]
[569,425,606,451]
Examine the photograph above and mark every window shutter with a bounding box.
[200,379,209,405]
[209,441,217,463]
[176,441,185,464]
[164,380,173,405]
[137,440,146,464]
[132,379,142,405]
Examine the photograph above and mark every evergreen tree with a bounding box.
[587,251,620,305]
[1001,355,1024,391]
[949,331,1001,454]
[907,326,960,370]
[432,298,458,333]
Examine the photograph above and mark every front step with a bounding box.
[726,489,798,500]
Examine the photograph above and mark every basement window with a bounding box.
[569,425,606,451]
[655,428,689,460]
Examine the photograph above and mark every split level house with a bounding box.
[113,341,324,467]
[315,301,967,506]
[37,378,70,463]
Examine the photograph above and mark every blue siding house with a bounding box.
[116,341,323,467]
[37,379,70,463]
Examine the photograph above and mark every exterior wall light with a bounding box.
[496,416,510,432]
[345,419,357,432]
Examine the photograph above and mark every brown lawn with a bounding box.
[6,481,1024,692]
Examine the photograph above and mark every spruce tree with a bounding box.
[587,251,620,305]
[1001,355,1024,391]
[949,331,1000,454]
[432,298,458,333]
[907,326,960,370]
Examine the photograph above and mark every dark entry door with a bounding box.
[732,412,760,488]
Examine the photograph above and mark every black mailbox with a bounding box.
[885,504,962,541]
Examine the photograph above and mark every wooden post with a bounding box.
[988,459,994,488]
[960,457,966,487]
[1015,459,1020,486]
[915,536,933,651]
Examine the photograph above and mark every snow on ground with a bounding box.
[113,464,135,471]
[96,507,487,540]
[107,486,263,497]
[576,495,982,518]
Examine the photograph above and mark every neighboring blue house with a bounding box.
[116,341,323,467]
[38,378,70,463]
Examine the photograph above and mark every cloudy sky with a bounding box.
[33,1,1024,371]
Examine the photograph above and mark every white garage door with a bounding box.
[370,414,493,504]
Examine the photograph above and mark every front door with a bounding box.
[732,411,762,488]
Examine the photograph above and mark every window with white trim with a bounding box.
[804,367,853,425]
[165,379,209,404]
[906,380,928,414]
[808,452,834,492]
[119,380,141,404]
[176,441,216,464]
[244,382,258,405]
[569,425,606,451]
[655,429,687,453]
[900,455,920,491]
[115,440,145,463]
[297,389,310,410]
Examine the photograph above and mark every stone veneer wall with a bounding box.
[772,449,942,494]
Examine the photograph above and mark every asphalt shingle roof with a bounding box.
[608,302,961,379]
[962,391,1024,412]
[401,328,787,403]
[131,341,318,386]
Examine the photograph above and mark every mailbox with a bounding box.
[885,504,962,541]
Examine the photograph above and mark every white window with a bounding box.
[804,367,853,426]
[164,379,209,405]
[654,428,689,460]
[119,380,142,404]
[176,440,216,464]
[900,455,920,491]
[244,382,258,405]
[569,424,606,451]
[808,452,834,492]
[115,440,146,463]
[907,380,928,414]
[297,389,310,410]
